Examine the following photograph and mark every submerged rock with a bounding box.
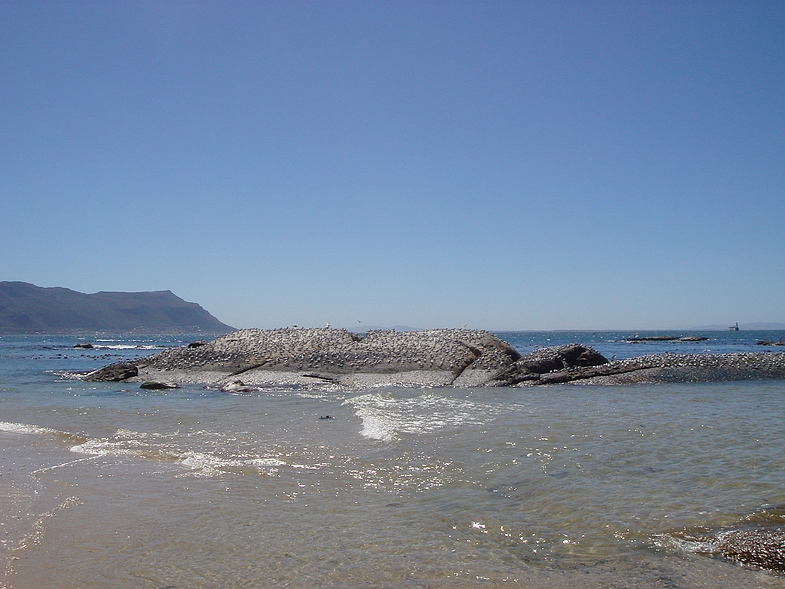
[668,507,785,572]
[716,528,785,570]
[722,507,785,571]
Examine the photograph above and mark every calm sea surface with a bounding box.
[1,331,785,589]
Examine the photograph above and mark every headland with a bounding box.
[0,281,233,334]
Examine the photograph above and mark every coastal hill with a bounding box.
[0,281,233,334]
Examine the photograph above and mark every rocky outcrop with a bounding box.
[567,352,785,385]
[81,328,785,389]
[490,344,609,386]
[83,328,522,388]
[85,361,139,381]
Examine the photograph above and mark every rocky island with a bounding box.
[82,327,785,389]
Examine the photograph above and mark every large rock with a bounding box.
[490,344,609,386]
[82,328,522,388]
[81,329,785,389]
[83,361,138,381]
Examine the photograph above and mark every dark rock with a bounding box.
[538,371,573,384]
[188,340,208,348]
[560,344,608,367]
[524,344,608,372]
[74,342,94,349]
[302,373,338,382]
[139,381,179,389]
[492,344,608,386]
[82,361,138,381]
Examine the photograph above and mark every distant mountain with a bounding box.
[0,282,234,334]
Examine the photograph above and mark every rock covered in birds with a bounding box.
[83,327,522,387]
[80,328,785,389]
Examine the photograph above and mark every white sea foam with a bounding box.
[0,421,86,443]
[70,438,173,460]
[345,392,500,442]
[178,451,247,477]
[67,429,297,477]
[653,533,718,556]
[92,344,164,350]
[0,421,60,436]
[248,457,287,467]
[70,428,183,466]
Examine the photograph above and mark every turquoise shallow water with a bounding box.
[1,332,784,588]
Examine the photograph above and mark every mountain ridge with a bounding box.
[0,282,233,334]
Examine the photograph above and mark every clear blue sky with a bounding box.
[2,1,783,330]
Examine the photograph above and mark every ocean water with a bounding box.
[1,331,785,589]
